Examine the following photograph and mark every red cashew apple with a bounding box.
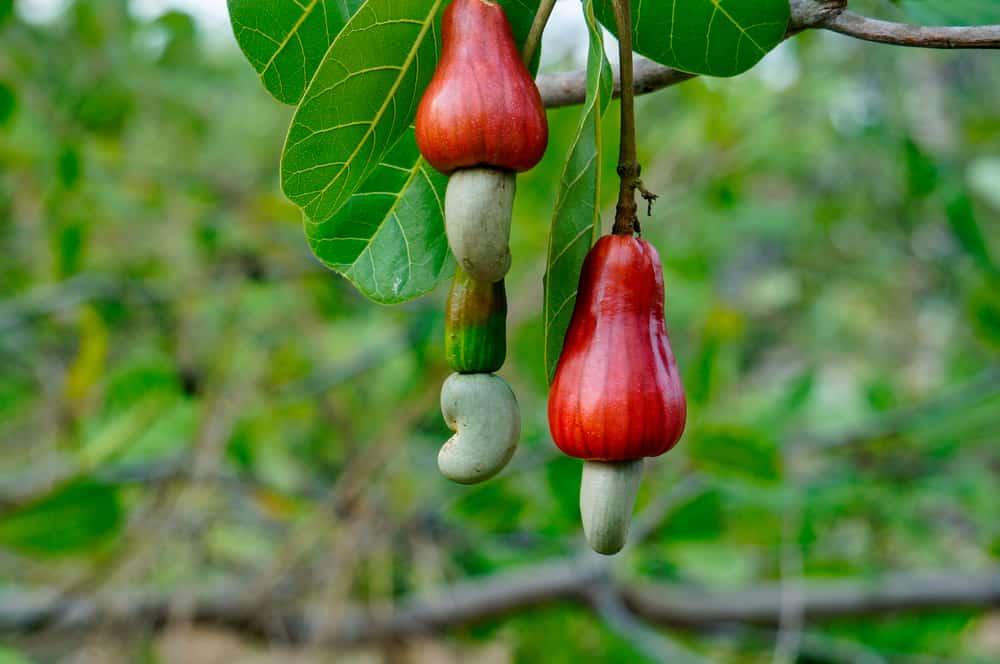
[548,234,687,554]
[415,0,548,175]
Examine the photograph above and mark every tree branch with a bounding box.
[826,11,1000,49]
[623,569,1000,627]
[4,567,998,646]
[588,584,710,664]
[535,0,1000,108]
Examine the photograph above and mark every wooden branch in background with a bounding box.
[827,11,1000,49]
[536,0,1000,108]
[3,566,998,646]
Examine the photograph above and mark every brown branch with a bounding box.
[624,569,1000,626]
[826,11,1000,49]
[611,0,640,236]
[535,0,1000,108]
[4,567,998,645]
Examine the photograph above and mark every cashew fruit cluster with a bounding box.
[416,0,547,484]
[548,235,687,554]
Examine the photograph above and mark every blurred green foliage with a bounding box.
[0,1,998,662]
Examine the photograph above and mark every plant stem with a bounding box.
[611,0,640,236]
[522,0,558,64]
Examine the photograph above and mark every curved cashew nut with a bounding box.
[580,459,644,555]
[445,168,516,283]
[439,372,520,484]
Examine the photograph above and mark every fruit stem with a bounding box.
[611,0,641,237]
[521,0,558,64]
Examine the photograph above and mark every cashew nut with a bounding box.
[580,459,644,555]
[445,168,516,283]
[439,372,520,484]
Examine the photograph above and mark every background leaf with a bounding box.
[897,0,1000,25]
[688,425,781,484]
[0,481,123,556]
[543,0,613,382]
[0,648,35,664]
[947,188,997,275]
[595,0,790,77]
[227,0,366,105]
[305,130,451,303]
[0,80,14,128]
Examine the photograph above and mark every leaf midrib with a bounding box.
[260,0,320,79]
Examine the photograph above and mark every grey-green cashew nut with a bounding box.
[445,168,516,283]
[439,372,520,484]
[580,459,644,555]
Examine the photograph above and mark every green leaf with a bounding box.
[227,0,366,105]
[898,0,1000,25]
[967,277,1000,350]
[595,0,790,77]
[0,647,35,664]
[281,0,445,225]
[946,189,996,274]
[688,425,781,483]
[0,80,15,127]
[282,0,541,301]
[451,481,526,533]
[543,0,613,382]
[0,481,123,556]
[227,0,537,105]
[305,130,451,303]
[545,455,581,524]
[663,490,725,541]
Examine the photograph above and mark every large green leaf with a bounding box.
[595,0,790,77]
[227,0,366,105]
[898,0,1000,25]
[0,481,123,556]
[305,130,451,303]
[281,0,541,225]
[281,0,446,225]
[543,0,613,382]
[282,0,541,302]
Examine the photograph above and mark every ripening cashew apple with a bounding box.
[415,0,548,283]
[548,235,687,554]
[446,266,507,374]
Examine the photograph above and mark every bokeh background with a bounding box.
[1,0,999,662]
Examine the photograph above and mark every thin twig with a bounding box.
[521,0,557,64]
[534,0,1000,109]
[827,11,1000,49]
[611,0,642,236]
